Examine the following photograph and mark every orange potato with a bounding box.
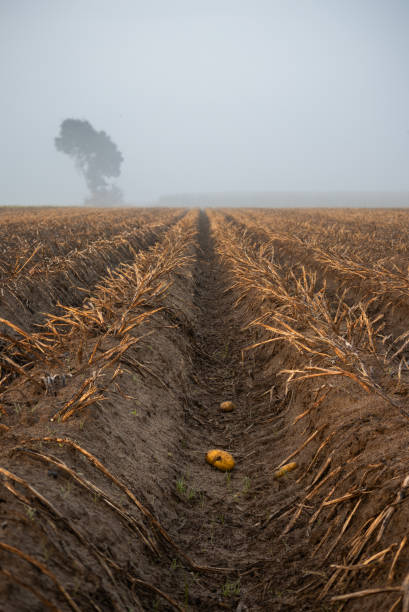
[220,400,235,412]
[205,449,235,471]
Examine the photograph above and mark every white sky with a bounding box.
[1,0,409,204]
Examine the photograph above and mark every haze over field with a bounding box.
[1,0,409,206]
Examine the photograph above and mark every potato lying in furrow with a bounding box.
[220,400,235,412]
[205,449,235,471]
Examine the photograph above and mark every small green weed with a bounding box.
[176,476,196,501]
[222,579,240,597]
[25,506,36,521]
[199,491,205,508]
[242,476,251,495]
[152,598,160,611]
[223,339,230,360]
[170,558,179,571]
[41,540,51,561]
[59,481,73,499]
[187,487,196,501]
[176,476,187,496]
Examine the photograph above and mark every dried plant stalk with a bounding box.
[0,541,81,612]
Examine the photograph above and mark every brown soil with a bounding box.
[1,208,409,611]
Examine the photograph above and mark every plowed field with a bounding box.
[1,206,409,611]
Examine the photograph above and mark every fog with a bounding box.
[1,0,409,206]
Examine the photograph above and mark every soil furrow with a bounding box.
[164,210,266,610]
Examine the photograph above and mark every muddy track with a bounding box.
[161,210,272,610]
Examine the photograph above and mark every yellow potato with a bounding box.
[205,449,235,471]
[220,400,235,412]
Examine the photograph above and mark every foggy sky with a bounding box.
[1,0,409,205]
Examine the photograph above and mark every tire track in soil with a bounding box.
[170,211,264,611]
